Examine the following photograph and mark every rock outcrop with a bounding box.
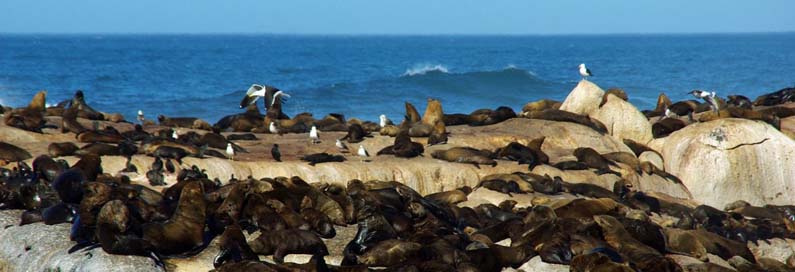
[559,80,605,116]
[655,118,795,207]
[592,94,654,144]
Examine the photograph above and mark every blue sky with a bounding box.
[1,0,793,34]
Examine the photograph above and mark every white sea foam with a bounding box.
[402,64,449,76]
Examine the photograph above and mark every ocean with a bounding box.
[1,33,793,123]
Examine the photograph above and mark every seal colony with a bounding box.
[2,78,795,271]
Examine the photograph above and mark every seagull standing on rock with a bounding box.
[358,145,370,157]
[578,63,593,80]
[137,110,145,125]
[379,114,393,127]
[689,90,720,113]
[336,139,350,153]
[226,143,235,160]
[310,126,320,144]
[269,122,280,135]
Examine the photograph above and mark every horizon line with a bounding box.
[1,30,794,36]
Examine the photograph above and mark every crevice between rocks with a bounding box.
[722,138,771,151]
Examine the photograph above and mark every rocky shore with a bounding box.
[1,80,795,271]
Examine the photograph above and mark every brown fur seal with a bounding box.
[300,152,346,166]
[653,118,687,138]
[521,99,561,114]
[622,138,658,157]
[0,142,33,162]
[142,180,206,255]
[443,113,471,126]
[594,215,682,271]
[421,98,444,127]
[379,124,400,137]
[213,224,259,268]
[570,251,634,272]
[214,104,265,132]
[95,199,155,258]
[75,143,121,157]
[555,198,620,218]
[469,106,517,126]
[341,123,370,143]
[358,239,422,267]
[573,147,620,176]
[427,120,448,145]
[699,107,781,129]
[61,107,89,134]
[525,109,608,133]
[157,115,199,128]
[753,87,795,106]
[431,147,496,168]
[377,131,424,158]
[425,187,470,205]
[299,197,337,238]
[727,95,754,109]
[4,91,46,132]
[249,229,328,263]
[668,100,698,117]
[601,88,628,107]
[405,102,421,123]
[68,90,104,120]
[663,228,708,261]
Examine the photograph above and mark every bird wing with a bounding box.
[586,68,593,76]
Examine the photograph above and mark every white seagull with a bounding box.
[269,122,280,135]
[689,90,720,113]
[336,139,349,153]
[379,114,393,127]
[358,145,370,157]
[226,143,235,160]
[137,110,145,124]
[239,84,290,109]
[578,63,593,80]
[310,126,320,144]
[172,130,178,140]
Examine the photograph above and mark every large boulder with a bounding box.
[656,118,795,207]
[559,80,605,116]
[592,94,654,144]
[0,210,163,272]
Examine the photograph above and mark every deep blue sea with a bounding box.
[1,34,793,123]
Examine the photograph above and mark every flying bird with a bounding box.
[239,84,290,109]
[578,63,592,80]
[271,144,281,162]
[689,90,720,113]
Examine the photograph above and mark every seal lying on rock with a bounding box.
[249,229,328,263]
[524,109,608,133]
[431,147,496,168]
[0,142,33,162]
[377,131,424,158]
[300,153,346,166]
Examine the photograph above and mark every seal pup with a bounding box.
[579,63,593,80]
[336,139,350,153]
[340,123,370,143]
[226,143,235,160]
[271,144,281,162]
